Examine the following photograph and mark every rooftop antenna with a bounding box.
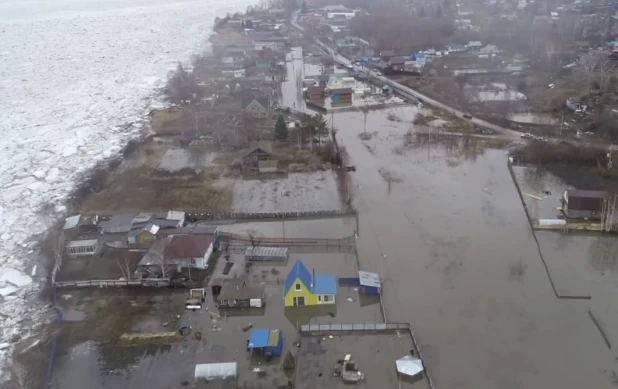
[311,268,315,288]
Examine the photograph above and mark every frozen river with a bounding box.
[0,0,253,380]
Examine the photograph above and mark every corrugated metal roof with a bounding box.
[66,239,99,248]
[244,246,289,258]
[194,362,237,381]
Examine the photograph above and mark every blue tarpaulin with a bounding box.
[249,329,283,357]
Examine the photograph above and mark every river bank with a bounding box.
[0,0,258,382]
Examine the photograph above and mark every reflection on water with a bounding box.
[403,132,508,166]
[588,235,618,274]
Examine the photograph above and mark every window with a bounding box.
[323,295,334,302]
[295,283,301,291]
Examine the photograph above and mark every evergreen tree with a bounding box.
[418,7,425,17]
[436,5,443,18]
[275,115,288,140]
[301,0,308,13]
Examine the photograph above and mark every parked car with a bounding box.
[462,113,472,119]
[521,133,534,139]
[375,71,382,76]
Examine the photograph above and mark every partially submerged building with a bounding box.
[98,211,185,235]
[248,328,283,357]
[562,189,607,220]
[244,246,289,262]
[283,259,337,307]
[216,279,265,308]
[139,234,216,271]
[66,239,100,256]
[194,362,237,388]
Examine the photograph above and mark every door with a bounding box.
[293,296,306,306]
[318,295,323,304]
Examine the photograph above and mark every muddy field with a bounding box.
[232,172,342,213]
[77,141,233,214]
[329,106,618,389]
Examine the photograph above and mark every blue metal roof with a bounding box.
[284,259,337,295]
[313,275,337,294]
[284,259,313,295]
[249,329,270,348]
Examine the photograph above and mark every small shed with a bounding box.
[127,223,159,244]
[194,362,237,387]
[245,246,289,262]
[243,147,271,169]
[249,328,283,357]
[66,239,100,256]
[216,279,265,308]
[562,189,607,220]
[358,271,381,295]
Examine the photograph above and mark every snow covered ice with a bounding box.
[0,0,255,381]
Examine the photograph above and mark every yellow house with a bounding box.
[284,259,337,307]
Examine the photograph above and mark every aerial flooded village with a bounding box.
[7,0,618,388]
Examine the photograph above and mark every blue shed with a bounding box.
[249,329,283,357]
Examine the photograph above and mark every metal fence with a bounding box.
[186,209,356,221]
[300,322,410,332]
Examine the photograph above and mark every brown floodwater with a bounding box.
[330,107,617,389]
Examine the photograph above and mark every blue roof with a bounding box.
[249,329,271,348]
[284,259,313,295]
[313,275,337,294]
[284,259,337,295]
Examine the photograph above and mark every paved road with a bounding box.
[291,11,521,140]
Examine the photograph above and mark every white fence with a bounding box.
[300,322,410,332]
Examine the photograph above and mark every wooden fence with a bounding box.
[54,278,170,288]
[186,209,356,221]
[300,322,410,332]
[219,233,356,253]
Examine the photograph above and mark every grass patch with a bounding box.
[512,141,608,166]
[77,167,232,213]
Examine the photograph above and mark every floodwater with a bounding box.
[513,165,618,351]
[280,47,308,112]
[467,83,523,102]
[508,113,558,125]
[328,106,617,388]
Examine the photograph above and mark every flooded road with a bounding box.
[330,107,617,388]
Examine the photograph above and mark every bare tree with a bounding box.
[39,203,66,284]
[9,358,34,389]
[8,347,47,389]
[578,54,600,93]
[116,253,133,280]
[597,56,615,92]
[246,228,262,246]
[164,63,200,105]
[544,42,557,74]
